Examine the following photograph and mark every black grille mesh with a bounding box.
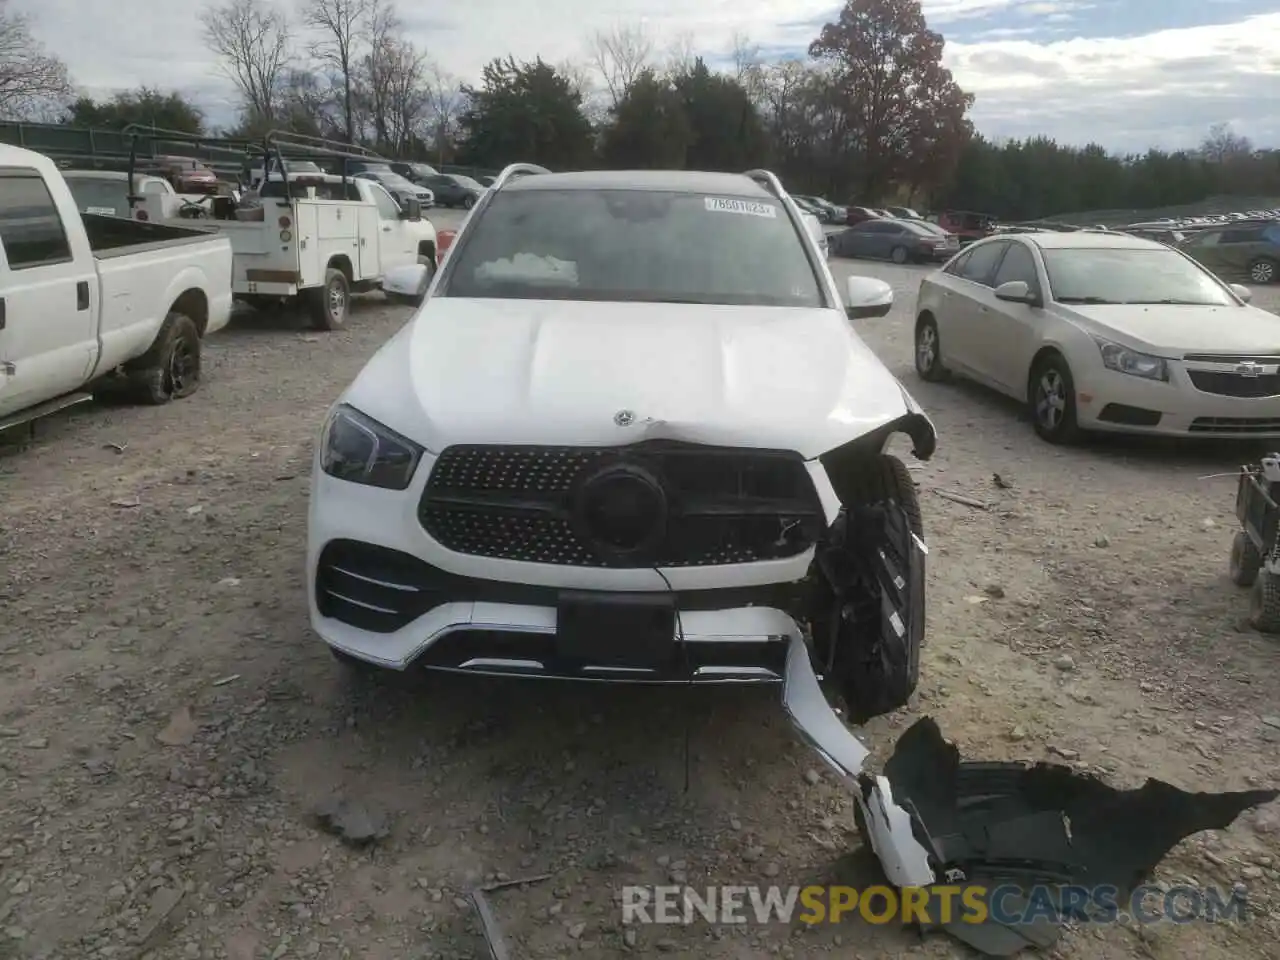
[419,443,824,568]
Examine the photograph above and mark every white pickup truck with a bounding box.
[169,172,437,331]
[0,144,233,431]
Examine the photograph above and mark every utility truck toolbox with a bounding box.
[1229,454,1280,631]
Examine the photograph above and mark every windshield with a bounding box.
[377,172,419,190]
[444,188,825,308]
[451,175,483,190]
[1041,247,1237,306]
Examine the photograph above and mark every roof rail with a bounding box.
[490,163,551,191]
[743,169,784,197]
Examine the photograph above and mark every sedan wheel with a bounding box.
[914,316,948,382]
[1029,355,1080,443]
[890,245,908,264]
[1249,258,1277,284]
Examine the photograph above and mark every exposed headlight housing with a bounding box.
[1096,339,1168,381]
[320,404,424,489]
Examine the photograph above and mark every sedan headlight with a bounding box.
[320,404,424,489]
[1095,339,1168,381]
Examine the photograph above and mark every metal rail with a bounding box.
[489,163,551,192]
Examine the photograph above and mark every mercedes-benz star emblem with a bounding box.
[614,409,635,426]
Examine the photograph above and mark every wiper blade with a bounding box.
[1126,298,1210,305]
[1056,296,1115,304]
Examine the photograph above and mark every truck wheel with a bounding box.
[1249,570,1280,632]
[308,268,349,331]
[127,312,202,405]
[1230,530,1263,587]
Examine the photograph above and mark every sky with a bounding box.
[13,0,1280,152]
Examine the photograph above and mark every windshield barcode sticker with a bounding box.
[86,206,116,216]
[705,197,777,218]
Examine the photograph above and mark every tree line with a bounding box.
[0,0,1277,219]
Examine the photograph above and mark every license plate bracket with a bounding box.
[555,591,677,668]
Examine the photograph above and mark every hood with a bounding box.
[343,298,917,460]
[1061,302,1280,355]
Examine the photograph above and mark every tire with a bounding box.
[308,267,350,331]
[914,315,949,383]
[1250,570,1280,632]
[820,453,924,722]
[463,194,476,209]
[837,453,923,538]
[1248,258,1277,285]
[890,245,908,265]
[1231,530,1263,587]
[125,312,202,405]
[1028,353,1080,444]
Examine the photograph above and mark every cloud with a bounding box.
[945,12,1280,150]
[9,0,1279,152]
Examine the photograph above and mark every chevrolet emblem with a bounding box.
[1236,362,1265,378]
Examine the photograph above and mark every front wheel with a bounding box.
[308,267,350,331]
[1029,354,1080,444]
[463,194,476,209]
[1248,258,1277,284]
[890,245,908,265]
[1231,530,1263,587]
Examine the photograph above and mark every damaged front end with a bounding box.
[782,653,1279,955]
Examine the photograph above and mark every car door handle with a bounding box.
[77,281,90,311]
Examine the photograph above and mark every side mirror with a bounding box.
[845,276,893,320]
[994,280,1037,305]
[400,196,422,221]
[1229,283,1253,303]
[382,262,431,306]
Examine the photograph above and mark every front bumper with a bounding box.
[307,450,841,679]
[1075,361,1280,438]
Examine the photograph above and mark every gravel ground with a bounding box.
[2,214,1279,959]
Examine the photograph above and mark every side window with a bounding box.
[1221,227,1263,244]
[958,241,1007,285]
[992,242,1039,288]
[943,249,971,276]
[368,183,401,220]
[1188,230,1221,247]
[0,168,72,269]
[1265,224,1280,244]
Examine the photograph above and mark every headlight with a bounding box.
[319,404,424,489]
[1096,339,1168,381]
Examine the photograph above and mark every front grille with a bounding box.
[1189,416,1280,434]
[419,442,825,568]
[1188,371,1280,398]
[315,540,448,633]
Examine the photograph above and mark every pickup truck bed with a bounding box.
[82,212,221,256]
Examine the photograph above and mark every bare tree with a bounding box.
[662,31,697,79]
[302,0,371,141]
[586,23,653,108]
[0,0,73,120]
[729,31,760,82]
[201,0,291,129]
[420,62,461,165]
[1201,122,1252,164]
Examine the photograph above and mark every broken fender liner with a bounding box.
[782,647,1279,955]
[877,718,1279,953]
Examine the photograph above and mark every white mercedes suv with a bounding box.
[306,164,936,724]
